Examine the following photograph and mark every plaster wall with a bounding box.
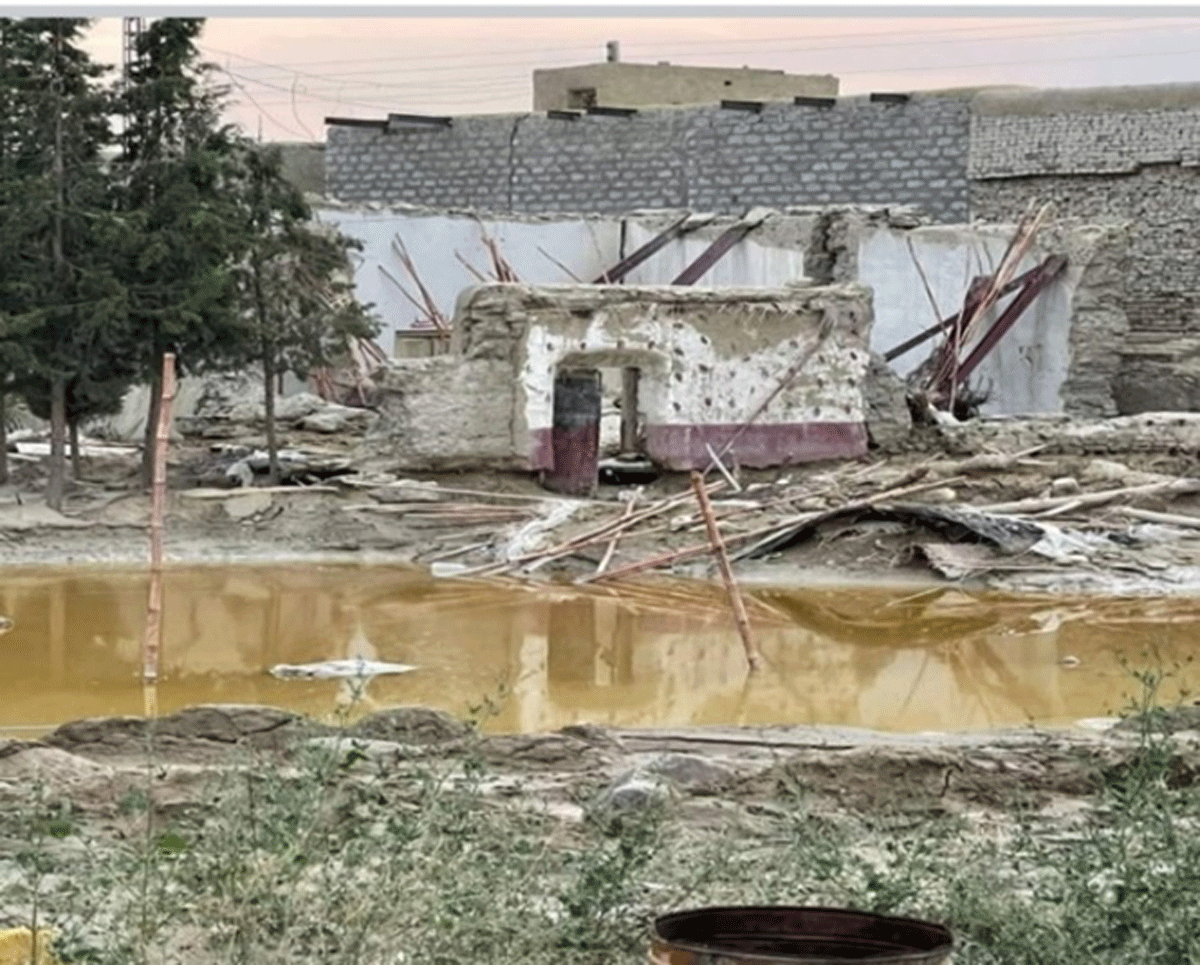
[856,225,1073,416]
[315,205,815,349]
[316,207,621,351]
[461,283,874,471]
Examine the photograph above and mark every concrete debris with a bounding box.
[91,374,378,444]
[937,412,1200,458]
[268,659,418,680]
[224,448,353,487]
[863,351,914,451]
[223,492,274,521]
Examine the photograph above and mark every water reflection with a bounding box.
[0,566,1195,736]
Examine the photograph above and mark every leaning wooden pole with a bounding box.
[142,352,176,715]
[690,471,762,673]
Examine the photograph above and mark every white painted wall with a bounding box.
[317,209,811,354]
[520,310,866,438]
[319,208,1075,417]
[621,224,808,288]
[316,209,621,352]
[857,225,1072,416]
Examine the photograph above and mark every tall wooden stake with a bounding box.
[142,352,176,714]
[690,471,762,673]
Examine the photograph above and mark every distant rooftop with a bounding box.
[532,42,838,112]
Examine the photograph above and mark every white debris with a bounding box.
[268,659,418,680]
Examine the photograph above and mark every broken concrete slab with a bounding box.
[223,492,274,521]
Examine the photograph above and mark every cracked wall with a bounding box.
[366,282,875,472]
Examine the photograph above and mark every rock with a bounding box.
[275,392,327,421]
[642,753,735,794]
[478,733,617,771]
[0,746,114,796]
[1050,477,1081,497]
[156,705,301,743]
[587,770,675,826]
[223,492,273,520]
[300,405,375,434]
[1114,704,1200,734]
[863,352,913,451]
[225,459,255,488]
[298,736,409,767]
[349,706,472,745]
[46,705,310,755]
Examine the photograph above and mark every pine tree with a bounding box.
[231,141,379,483]
[114,18,256,486]
[0,18,132,508]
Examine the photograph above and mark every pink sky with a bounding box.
[83,15,1200,142]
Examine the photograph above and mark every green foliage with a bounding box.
[111,18,254,385]
[232,139,379,381]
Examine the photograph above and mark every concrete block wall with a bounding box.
[326,95,972,222]
[969,85,1200,414]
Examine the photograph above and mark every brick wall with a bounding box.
[969,87,1200,413]
[326,95,972,222]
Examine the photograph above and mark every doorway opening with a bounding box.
[541,364,657,497]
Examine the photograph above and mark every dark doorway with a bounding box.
[542,368,602,497]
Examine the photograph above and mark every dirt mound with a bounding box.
[45,705,316,758]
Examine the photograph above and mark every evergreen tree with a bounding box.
[0,18,132,508]
[114,18,255,486]
[231,141,379,482]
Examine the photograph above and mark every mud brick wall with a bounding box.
[326,95,972,223]
[969,86,1200,414]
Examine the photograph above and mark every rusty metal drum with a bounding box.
[649,905,953,964]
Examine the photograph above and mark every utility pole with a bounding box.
[46,22,67,511]
[121,17,143,153]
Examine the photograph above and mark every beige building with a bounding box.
[533,56,839,112]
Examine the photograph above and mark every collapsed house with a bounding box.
[327,201,1127,489]
[363,282,873,492]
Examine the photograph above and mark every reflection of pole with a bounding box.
[50,581,66,684]
[690,471,762,673]
[142,353,176,715]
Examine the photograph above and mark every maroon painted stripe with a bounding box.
[529,421,867,472]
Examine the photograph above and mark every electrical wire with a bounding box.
[196,16,1164,72]
[203,18,1200,104]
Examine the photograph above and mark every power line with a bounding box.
[196,16,1147,72]
[836,38,1200,76]
[201,18,1200,101]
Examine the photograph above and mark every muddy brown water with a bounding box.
[0,564,1196,738]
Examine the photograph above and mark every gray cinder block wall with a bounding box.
[325,82,1200,415]
[969,84,1200,414]
[326,95,972,223]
